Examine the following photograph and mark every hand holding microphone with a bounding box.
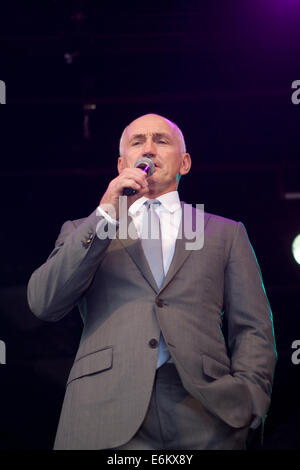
[99,156,156,220]
[122,157,155,196]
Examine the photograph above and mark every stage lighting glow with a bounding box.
[292,234,300,265]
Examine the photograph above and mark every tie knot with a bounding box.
[144,199,161,210]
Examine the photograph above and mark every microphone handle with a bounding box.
[122,162,152,196]
[122,187,136,196]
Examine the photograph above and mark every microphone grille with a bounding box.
[134,157,155,176]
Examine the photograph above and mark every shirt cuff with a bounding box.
[96,206,119,226]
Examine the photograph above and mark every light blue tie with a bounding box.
[141,200,170,368]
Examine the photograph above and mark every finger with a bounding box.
[120,174,148,190]
[120,178,143,192]
[121,168,148,185]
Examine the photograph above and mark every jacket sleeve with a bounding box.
[27,209,115,322]
[224,221,277,428]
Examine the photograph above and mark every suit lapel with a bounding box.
[117,202,211,294]
[117,212,159,293]
[160,202,210,292]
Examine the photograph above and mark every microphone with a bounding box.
[122,156,156,196]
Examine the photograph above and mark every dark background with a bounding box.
[0,0,300,450]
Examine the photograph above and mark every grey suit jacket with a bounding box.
[27,202,277,450]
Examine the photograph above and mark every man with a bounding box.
[27,113,277,450]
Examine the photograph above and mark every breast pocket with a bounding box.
[67,346,113,385]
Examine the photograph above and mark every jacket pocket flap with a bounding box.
[202,355,230,379]
[67,347,113,385]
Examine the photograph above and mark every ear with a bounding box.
[179,153,192,176]
[117,156,124,174]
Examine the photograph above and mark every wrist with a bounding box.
[97,205,119,225]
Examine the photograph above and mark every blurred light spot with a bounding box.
[292,234,300,265]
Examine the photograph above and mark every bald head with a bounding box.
[119,113,186,157]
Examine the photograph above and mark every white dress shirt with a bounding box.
[97,191,182,277]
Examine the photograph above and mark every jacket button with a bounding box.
[149,338,158,349]
[155,298,164,308]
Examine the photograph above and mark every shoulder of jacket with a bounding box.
[205,212,240,227]
[181,202,240,227]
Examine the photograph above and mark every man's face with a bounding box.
[118,114,191,197]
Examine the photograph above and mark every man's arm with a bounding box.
[27,166,150,322]
[27,163,154,321]
[27,210,113,321]
[224,222,277,428]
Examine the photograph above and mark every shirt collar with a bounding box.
[129,191,181,216]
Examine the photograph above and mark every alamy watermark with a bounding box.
[291,340,300,365]
[0,80,6,104]
[0,340,6,364]
[96,197,204,250]
[291,80,300,105]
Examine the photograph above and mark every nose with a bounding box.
[142,137,156,158]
